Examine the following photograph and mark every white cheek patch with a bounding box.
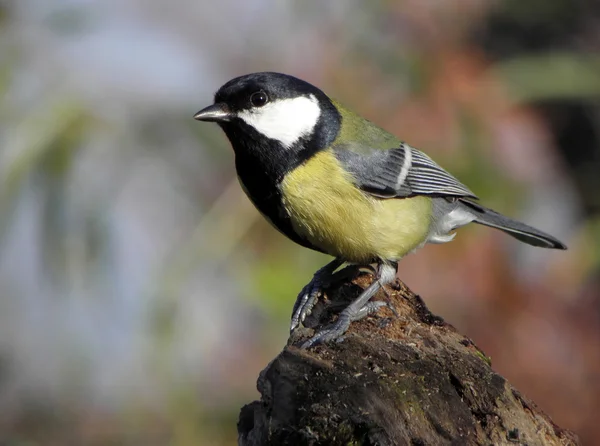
[237,94,321,148]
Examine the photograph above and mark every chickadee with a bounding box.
[194,72,566,348]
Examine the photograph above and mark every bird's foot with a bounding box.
[300,300,393,348]
[300,263,397,348]
[290,261,367,332]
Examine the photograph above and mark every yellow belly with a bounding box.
[280,150,433,263]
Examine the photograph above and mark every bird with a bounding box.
[194,72,566,348]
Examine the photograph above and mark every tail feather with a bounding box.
[459,200,567,250]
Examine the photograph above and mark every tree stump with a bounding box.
[238,273,579,446]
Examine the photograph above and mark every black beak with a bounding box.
[193,103,232,122]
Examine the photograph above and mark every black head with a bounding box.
[194,72,341,166]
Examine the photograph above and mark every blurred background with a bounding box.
[0,0,599,444]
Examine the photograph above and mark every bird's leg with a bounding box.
[290,258,344,332]
[301,262,398,348]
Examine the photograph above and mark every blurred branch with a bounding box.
[148,178,260,366]
[157,178,259,299]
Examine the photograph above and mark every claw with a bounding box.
[290,283,322,332]
[290,258,344,333]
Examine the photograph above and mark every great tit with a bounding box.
[194,72,566,348]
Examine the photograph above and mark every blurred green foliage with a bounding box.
[498,54,600,103]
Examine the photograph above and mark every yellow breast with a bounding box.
[280,150,433,263]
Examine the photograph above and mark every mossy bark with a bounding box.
[238,274,579,446]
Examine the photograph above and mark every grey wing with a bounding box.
[334,142,478,199]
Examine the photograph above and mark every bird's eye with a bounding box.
[250,91,269,107]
